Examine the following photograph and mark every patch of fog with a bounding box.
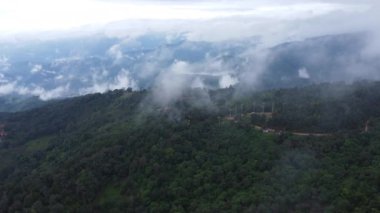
[80,69,138,95]
[298,67,310,79]
[219,74,238,88]
[0,56,11,72]
[191,77,205,89]
[31,64,43,74]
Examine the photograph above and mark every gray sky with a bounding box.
[0,0,376,34]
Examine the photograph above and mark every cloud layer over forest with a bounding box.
[0,0,379,101]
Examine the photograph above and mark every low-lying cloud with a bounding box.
[80,69,138,95]
[0,0,379,102]
[30,64,43,74]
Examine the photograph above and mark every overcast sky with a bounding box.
[0,0,377,34]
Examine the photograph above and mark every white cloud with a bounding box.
[219,75,238,88]
[0,82,16,95]
[151,60,190,105]
[0,73,8,83]
[80,69,138,94]
[107,44,124,63]
[31,64,43,74]
[0,0,378,101]
[0,56,11,72]
[52,57,82,66]
[298,67,310,79]
[109,69,138,90]
[238,48,270,89]
[55,75,64,80]
[0,78,72,100]
[16,84,71,100]
[0,0,375,37]
[36,85,70,100]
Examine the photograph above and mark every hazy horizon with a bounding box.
[0,0,379,101]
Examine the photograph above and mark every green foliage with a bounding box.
[25,136,53,153]
[0,83,380,212]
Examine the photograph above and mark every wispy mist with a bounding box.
[0,0,379,102]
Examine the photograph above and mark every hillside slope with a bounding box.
[0,83,380,212]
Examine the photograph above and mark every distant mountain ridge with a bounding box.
[0,32,378,101]
[0,95,46,112]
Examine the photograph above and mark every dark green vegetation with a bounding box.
[1,82,380,212]
[228,81,380,133]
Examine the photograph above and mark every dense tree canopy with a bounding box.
[0,82,380,212]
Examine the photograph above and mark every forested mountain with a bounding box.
[0,81,380,212]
